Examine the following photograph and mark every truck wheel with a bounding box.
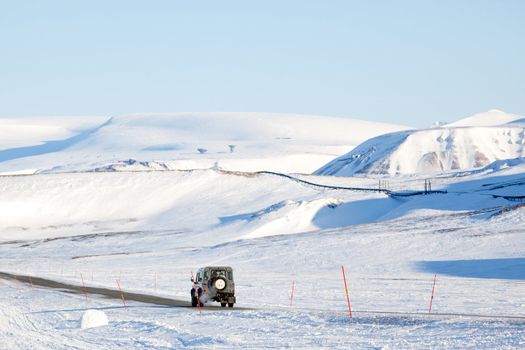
[191,296,198,307]
[221,302,227,307]
[228,303,234,308]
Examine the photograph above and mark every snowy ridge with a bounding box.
[445,109,523,127]
[0,112,408,174]
[316,110,525,176]
[452,157,525,178]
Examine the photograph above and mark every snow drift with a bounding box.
[80,310,109,329]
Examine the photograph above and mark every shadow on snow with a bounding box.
[415,258,525,280]
[0,118,111,163]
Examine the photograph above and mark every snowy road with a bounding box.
[2,271,523,322]
[0,271,255,311]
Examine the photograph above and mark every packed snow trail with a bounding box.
[0,271,190,307]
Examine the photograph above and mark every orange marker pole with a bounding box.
[28,276,34,290]
[116,279,126,307]
[341,265,353,319]
[429,274,437,313]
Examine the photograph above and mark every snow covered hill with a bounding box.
[0,113,408,174]
[316,110,525,176]
[2,161,525,241]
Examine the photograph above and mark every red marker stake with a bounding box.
[429,274,437,313]
[289,280,295,307]
[28,276,34,290]
[116,279,126,307]
[80,273,88,302]
[341,265,353,319]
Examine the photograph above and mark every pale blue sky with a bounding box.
[0,0,523,127]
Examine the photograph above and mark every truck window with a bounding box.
[212,270,225,277]
[227,271,233,280]
[197,272,202,282]
[204,271,209,280]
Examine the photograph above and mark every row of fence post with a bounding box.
[288,266,437,321]
[1,268,437,320]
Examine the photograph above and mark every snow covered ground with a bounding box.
[1,281,524,349]
[1,111,524,349]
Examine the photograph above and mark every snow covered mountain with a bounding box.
[316,110,525,176]
[0,113,408,174]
